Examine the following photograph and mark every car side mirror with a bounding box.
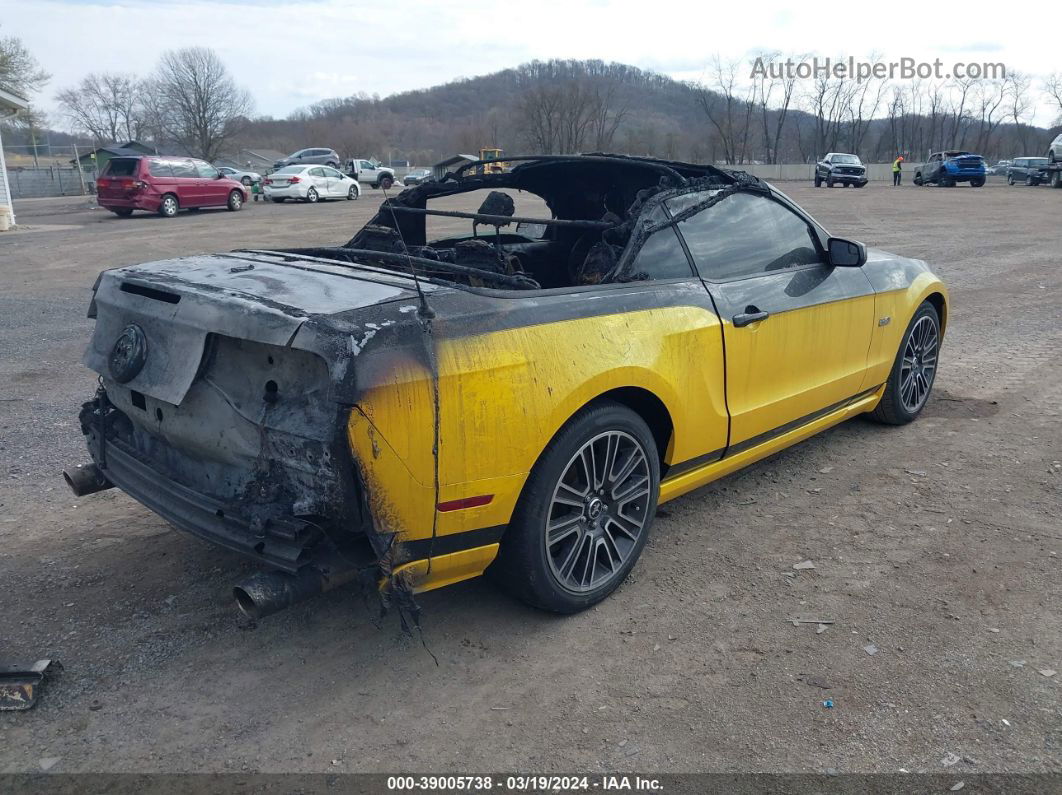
[828,237,867,267]
[215,173,224,179]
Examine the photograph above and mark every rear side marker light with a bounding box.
[437,495,494,512]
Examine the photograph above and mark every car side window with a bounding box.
[360,160,374,169]
[323,167,342,178]
[195,161,220,179]
[309,167,325,177]
[148,160,173,178]
[628,205,694,281]
[669,191,823,281]
[171,160,198,178]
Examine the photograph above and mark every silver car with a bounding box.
[272,148,342,170]
[217,166,261,186]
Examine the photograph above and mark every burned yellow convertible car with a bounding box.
[68,154,947,616]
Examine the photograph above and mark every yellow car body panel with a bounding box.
[348,274,946,594]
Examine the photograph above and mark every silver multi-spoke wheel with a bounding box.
[545,431,652,593]
[899,314,939,413]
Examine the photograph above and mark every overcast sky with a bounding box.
[4,0,1058,126]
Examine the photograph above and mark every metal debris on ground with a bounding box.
[788,617,834,627]
[792,560,816,570]
[951,782,965,791]
[0,659,62,711]
[1038,669,1056,677]
[863,643,879,656]
[816,623,829,634]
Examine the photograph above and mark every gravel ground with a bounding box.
[0,180,1059,776]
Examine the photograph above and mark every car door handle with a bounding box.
[733,307,769,327]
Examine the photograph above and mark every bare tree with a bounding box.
[149,48,252,161]
[515,73,625,154]
[57,73,146,143]
[1045,73,1062,124]
[0,29,49,98]
[750,52,801,163]
[699,55,754,164]
[1006,71,1034,152]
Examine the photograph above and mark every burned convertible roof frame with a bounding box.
[278,153,755,292]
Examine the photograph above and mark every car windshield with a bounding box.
[831,154,860,164]
[274,166,304,174]
[944,152,973,158]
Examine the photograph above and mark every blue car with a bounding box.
[914,151,987,187]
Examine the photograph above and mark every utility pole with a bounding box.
[72,144,88,196]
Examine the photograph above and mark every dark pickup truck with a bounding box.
[814,153,868,188]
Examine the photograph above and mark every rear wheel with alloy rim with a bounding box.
[158,194,178,217]
[870,302,940,425]
[489,401,659,612]
[305,187,319,203]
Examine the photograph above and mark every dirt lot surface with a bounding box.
[0,181,1059,776]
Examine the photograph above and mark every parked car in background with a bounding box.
[346,159,396,189]
[914,151,986,187]
[272,148,342,170]
[96,156,248,217]
[402,169,432,186]
[1048,133,1062,163]
[1007,157,1049,185]
[217,166,261,186]
[986,159,1011,175]
[814,153,868,188]
[262,165,360,203]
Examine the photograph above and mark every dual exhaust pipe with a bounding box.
[233,562,361,620]
[64,461,359,619]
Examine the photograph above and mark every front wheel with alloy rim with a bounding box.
[158,194,178,217]
[226,190,243,211]
[870,301,941,425]
[489,401,660,613]
[347,185,359,200]
[305,187,319,203]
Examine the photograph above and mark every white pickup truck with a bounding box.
[345,159,396,189]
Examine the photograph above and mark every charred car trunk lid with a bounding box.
[84,251,424,405]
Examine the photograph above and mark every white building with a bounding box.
[0,84,31,227]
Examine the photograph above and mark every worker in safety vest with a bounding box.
[892,155,904,186]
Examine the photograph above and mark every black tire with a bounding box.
[240,176,252,186]
[489,401,660,613]
[379,175,394,190]
[914,173,923,186]
[347,185,359,200]
[326,161,338,169]
[855,182,866,188]
[1052,170,1062,189]
[1007,175,1015,186]
[227,190,243,211]
[826,176,835,188]
[305,187,319,203]
[111,208,133,217]
[1025,175,1034,186]
[814,176,822,187]
[158,194,179,218]
[271,197,286,203]
[970,178,985,187]
[869,301,941,426]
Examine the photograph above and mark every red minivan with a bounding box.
[96,156,249,218]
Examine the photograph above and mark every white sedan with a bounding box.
[263,165,361,203]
